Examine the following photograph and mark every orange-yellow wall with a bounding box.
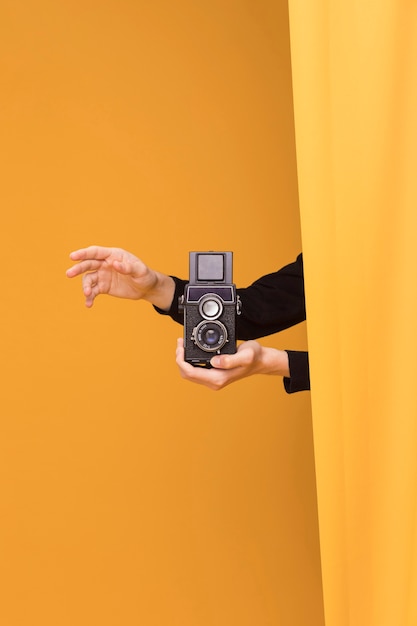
[1,1,323,624]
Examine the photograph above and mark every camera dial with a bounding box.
[192,320,228,352]
[198,294,223,320]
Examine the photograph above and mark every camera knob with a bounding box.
[178,294,185,313]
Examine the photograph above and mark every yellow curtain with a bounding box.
[288,2,417,625]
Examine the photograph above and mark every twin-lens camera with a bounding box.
[179,251,241,367]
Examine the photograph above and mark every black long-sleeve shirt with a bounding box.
[157,254,309,393]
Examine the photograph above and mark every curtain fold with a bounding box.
[288,2,417,625]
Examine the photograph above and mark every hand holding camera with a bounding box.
[175,337,290,391]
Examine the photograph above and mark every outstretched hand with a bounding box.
[66,245,175,309]
[175,338,290,391]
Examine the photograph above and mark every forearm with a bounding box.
[143,272,176,311]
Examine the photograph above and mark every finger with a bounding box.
[176,337,210,374]
[210,350,252,370]
[84,281,102,307]
[85,289,98,307]
[69,245,115,261]
[66,259,104,278]
[82,269,94,287]
[176,338,214,376]
[181,366,229,390]
[176,337,184,358]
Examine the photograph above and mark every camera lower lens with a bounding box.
[194,320,228,352]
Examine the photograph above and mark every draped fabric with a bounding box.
[288,2,417,625]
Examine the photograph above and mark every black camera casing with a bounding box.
[180,251,241,367]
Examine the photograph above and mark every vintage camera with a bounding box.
[179,251,241,367]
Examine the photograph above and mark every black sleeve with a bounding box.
[153,277,188,323]
[235,253,306,339]
[283,351,310,393]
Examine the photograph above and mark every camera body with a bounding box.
[180,251,241,367]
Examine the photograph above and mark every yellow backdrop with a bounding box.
[289,1,417,625]
[1,2,322,625]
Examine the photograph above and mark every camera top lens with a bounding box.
[202,299,220,318]
[199,294,223,320]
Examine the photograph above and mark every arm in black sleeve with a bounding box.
[236,254,306,339]
[154,254,305,339]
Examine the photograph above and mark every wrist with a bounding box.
[143,272,175,310]
[260,347,290,377]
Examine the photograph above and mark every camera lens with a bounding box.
[202,300,220,318]
[198,295,223,320]
[205,328,219,345]
[194,320,228,352]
